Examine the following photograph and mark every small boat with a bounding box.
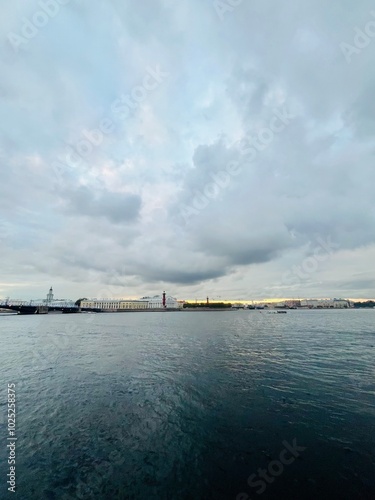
[277,310,287,314]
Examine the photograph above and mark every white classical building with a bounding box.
[331,299,350,308]
[80,299,148,310]
[300,299,350,309]
[81,293,181,311]
[139,295,180,309]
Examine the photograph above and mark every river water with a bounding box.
[0,309,374,499]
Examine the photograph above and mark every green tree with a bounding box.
[75,298,87,306]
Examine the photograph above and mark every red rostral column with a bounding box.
[162,291,166,308]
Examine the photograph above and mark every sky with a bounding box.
[1,0,375,302]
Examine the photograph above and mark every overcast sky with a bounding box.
[1,0,375,301]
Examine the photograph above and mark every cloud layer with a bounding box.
[1,0,375,300]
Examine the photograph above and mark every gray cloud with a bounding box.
[1,0,375,300]
[63,186,142,224]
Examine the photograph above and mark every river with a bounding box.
[0,309,374,499]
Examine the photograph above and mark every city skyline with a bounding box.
[1,284,374,304]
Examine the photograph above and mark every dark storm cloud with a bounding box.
[137,267,226,285]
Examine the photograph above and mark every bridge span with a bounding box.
[0,300,80,315]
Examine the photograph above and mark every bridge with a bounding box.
[0,299,80,315]
[0,303,48,315]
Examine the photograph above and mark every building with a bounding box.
[331,299,350,308]
[80,299,148,311]
[81,291,180,311]
[284,300,301,308]
[300,299,324,308]
[139,294,179,309]
[299,299,350,309]
[46,286,54,303]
